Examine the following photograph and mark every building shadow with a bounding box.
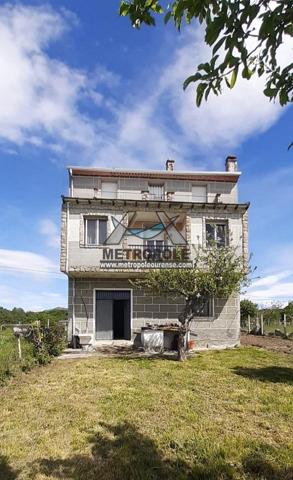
[29,421,235,480]
[232,366,293,385]
[0,455,18,480]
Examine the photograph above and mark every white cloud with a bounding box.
[93,28,291,169]
[0,4,290,169]
[0,284,66,311]
[251,271,292,289]
[39,219,59,248]
[244,269,293,307]
[0,248,58,276]
[0,4,111,156]
[162,29,292,152]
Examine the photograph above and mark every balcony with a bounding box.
[127,244,190,261]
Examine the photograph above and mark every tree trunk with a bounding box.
[177,328,187,361]
[177,297,194,361]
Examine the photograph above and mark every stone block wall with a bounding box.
[68,277,240,349]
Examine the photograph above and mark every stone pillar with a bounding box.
[60,203,67,272]
[242,210,249,269]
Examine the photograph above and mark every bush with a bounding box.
[28,324,66,365]
[0,323,67,386]
[43,324,67,357]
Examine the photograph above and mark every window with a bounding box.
[206,222,228,248]
[192,297,214,317]
[192,185,207,202]
[145,240,164,250]
[101,182,117,199]
[84,218,107,245]
[149,184,165,200]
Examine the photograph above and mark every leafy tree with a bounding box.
[259,303,283,325]
[131,244,250,361]
[284,301,293,321]
[0,306,67,326]
[120,0,293,107]
[240,299,258,319]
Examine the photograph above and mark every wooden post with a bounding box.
[248,314,251,333]
[284,313,287,337]
[17,336,22,361]
[260,313,264,335]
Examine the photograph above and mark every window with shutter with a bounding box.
[149,184,164,200]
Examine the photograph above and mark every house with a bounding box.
[60,156,249,349]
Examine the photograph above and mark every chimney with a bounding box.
[225,155,237,172]
[166,159,175,171]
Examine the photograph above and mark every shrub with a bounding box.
[43,324,67,357]
[27,324,66,365]
[0,324,66,386]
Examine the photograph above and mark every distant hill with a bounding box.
[0,306,68,325]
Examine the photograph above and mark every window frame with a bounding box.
[192,297,214,318]
[205,220,228,248]
[84,217,108,246]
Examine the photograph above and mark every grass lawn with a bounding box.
[0,347,292,480]
[0,330,35,385]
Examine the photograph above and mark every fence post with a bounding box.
[260,314,264,335]
[17,336,22,361]
[283,313,287,337]
[248,315,251,333]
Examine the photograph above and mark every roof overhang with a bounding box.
[62,196,249,213]
[68,167,241,183]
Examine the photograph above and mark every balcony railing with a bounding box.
[93,189,209,203]
[127,244,190,261]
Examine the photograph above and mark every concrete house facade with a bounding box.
[60,156,249,349]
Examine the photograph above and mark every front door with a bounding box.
[95,299,113,340]
[95,290,131,340]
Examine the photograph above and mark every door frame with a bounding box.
[93,288,133,341]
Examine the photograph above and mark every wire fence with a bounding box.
[241,314,293,337]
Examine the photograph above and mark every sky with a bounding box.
[0,1,292,311]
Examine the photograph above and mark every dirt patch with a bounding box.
[241,334,293,354]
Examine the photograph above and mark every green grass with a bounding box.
[0,347,292,480]
[0,330,35,385]
[264,322,293,335]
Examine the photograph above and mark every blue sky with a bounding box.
[0,1,292,310]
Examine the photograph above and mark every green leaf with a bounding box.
[263,86,277,98]
[230,66,238,88]
[164,11,172,24]
[284,24,293,36]
[212,36,226,55]
[205,17,223,45]
[183,73,202,90]
[119,3,129,16]
[242,66,254,79]
[196,83,207,107]
[198,62,210,73]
